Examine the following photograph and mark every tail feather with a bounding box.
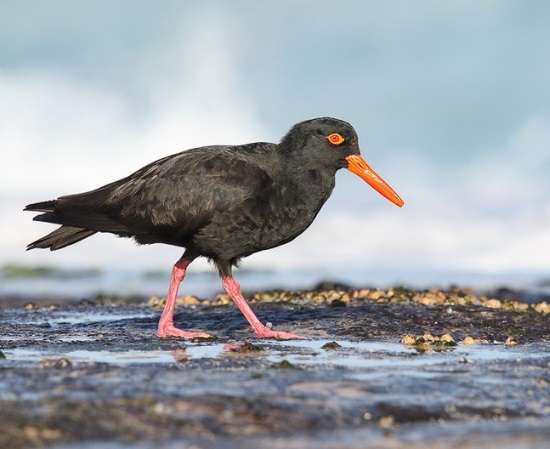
[25,195,130,234]
[24,200,56,213]
[26,226,97,251]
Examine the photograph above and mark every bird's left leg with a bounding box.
[222,276,302,339]
[157,257,210,338]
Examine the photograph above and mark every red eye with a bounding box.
[327,133,345,145]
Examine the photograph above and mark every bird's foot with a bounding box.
[157,324,211,339]
[253,326,303,340]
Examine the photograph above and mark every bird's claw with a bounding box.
[254,327,303,340]
[157,325,211,339]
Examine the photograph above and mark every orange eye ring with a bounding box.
[327,133,345,145]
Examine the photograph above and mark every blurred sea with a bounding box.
[1,264,548,304]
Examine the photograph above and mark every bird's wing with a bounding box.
[39,145,277,240]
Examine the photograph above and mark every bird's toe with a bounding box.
[254,329,304,340]
[157,325,211,339]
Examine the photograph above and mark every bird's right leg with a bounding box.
[157,257,210,338]
[222,276,302,339]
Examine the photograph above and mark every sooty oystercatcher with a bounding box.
[25,117,404,339]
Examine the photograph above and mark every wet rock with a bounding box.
[401,333,458,352]
[225,341,262,353]
[329,299,346,308]
[270,360,295,369]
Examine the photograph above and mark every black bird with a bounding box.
[25,117,404,339]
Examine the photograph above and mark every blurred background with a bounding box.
[1,0,549,299]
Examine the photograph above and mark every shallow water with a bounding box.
[3,339,548,369]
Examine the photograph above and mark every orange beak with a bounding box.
[346,154,404,207]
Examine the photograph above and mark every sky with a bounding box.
[1,0,549,291]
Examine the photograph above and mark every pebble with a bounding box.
[39,358,72,369]
[533,302,549,314]
[377,415,395,427]
[505,336,519,346]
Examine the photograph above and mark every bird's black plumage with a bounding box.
[26,117,403,339]
[26,117,361,276]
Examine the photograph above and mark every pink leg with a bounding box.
[222,276,302,339]
[157,258,210,339]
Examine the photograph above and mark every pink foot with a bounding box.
[221,276,303,340]
[157,324,211,339]
[253,326,303,340]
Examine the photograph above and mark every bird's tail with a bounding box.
[26,226,97,251]
[25,200,97,250]
[24,200,56,213]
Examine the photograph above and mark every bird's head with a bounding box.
[282,117,404,207]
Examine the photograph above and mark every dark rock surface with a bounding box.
[1,287,549,448]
